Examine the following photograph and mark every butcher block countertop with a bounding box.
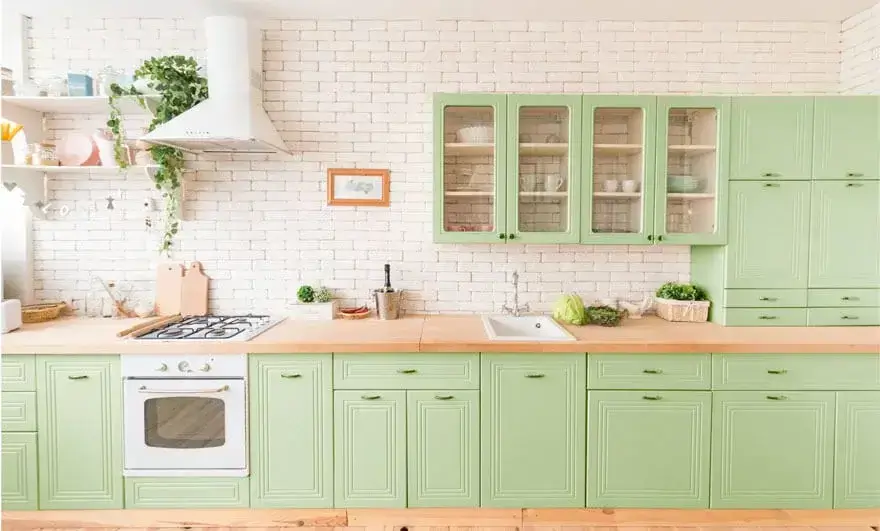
[2,315,879,354]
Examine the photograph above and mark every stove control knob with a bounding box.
[198,363,211,372]
[155,363,168,372]
[177,361,191,373]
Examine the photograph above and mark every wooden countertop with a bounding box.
[2,314,878,355]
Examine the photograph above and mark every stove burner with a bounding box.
[156,329,185,339]
[134,315,280,342]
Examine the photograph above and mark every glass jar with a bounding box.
[44,74,68,97]
[32,143,57,166]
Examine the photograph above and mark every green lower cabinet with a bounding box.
[481,354,586,508]
[334,390,406,508]
[834,392,880,508]
[249,355,333,508]
[711,391,834,509]
[124,477,249,508]
[587,391,711,508]
[37,355,123,510]
[407,390,479,507]
[1,432,38,510]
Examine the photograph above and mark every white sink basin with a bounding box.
[481,315,576,341]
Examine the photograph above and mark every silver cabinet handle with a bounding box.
[846,172,864,177]
[841,296,859,301]
[841,315,859,320]
[434,395,454,400]
[767,369,787,375]
[67,375,89,380]
[846,183,864,187]
[281,373,302,378]
[642,369,662,374]
[762,173,779,178]
[766,395,788,400]
[762,181,780,186]
[138,385,229,394]
[643,395,663,400]
[361,394,381,400]
[758,315,778,320]
[525,373,545,378]
[397,369,417,374]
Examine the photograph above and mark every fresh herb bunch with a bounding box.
[586,305,625,327]
[655,282,708,301]
[297,285,316,303]
[315,286,333,304]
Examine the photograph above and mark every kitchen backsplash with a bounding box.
[23,15,868,314]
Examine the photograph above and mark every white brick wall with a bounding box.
[841,2,880,93]
[25,17,843,314]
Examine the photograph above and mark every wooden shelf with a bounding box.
[519,143,568,156]
[593,192,641,198]
[594,143,643,154]
[519,191,568,198]
[444,143,494,155]
[668,144,716,154]
[1,164,159,174]
[2,96,153,115]
[444,190,493,197]
[668,193,716,200]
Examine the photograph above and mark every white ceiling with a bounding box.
[3,0,877,21]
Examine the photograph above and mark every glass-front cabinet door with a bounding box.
[581,96,657,244]
[506,95,582,243]
[433,94,507,243]
[654,96,730,245]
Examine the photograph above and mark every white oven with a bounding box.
[122,354,247,477]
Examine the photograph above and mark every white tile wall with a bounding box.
[25,17,845,314]
[841,2,880,93]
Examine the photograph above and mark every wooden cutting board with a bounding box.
[155,263,184,316]
[180,261,209,316]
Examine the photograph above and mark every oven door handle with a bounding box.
[137,385,230,394]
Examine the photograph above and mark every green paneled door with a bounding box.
[407,390,479,507]
[36,355,123,510]
[711,391,834,509]
[727,181,811,289]
[834,392,880,508]
[1,432,38,510]
[813,96,880,180]
[249,355,333,508]
[587,391,711,508]
[481,354,586,507]
[730,97,814,180]
[809,180,880,288]
[334,390,406,508]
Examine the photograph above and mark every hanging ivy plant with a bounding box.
[107,55,208,256]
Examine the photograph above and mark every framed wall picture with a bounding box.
[327,168,390,207]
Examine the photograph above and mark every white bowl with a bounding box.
[457,125,492,144]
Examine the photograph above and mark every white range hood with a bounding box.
[141,16,289,154]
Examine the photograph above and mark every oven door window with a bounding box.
[144,396,226,449]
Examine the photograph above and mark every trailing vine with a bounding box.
[107,55,208,256]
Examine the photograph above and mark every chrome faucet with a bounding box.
[501,270,530,317]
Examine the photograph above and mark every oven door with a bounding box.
[123,378,246,475]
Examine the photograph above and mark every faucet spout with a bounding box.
[501,270,530,317]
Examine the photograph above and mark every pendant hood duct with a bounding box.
[141,16,289,154]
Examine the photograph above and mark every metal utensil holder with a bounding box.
[374,290,403,320]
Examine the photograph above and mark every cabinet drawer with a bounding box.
[334,353,479,389]
[725,289,807,308]
[1,392,36,432]
[724,308,807,326]
[808,289,880,308]
[807,308,880,327]
[588,354,711,390]
[713,354,880,390]
[2,356,35,392]
[125,478,249,508]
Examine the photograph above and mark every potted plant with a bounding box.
[288,285,337,320]
[654,282,711,323]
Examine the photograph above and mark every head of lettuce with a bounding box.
[552,293,588,326]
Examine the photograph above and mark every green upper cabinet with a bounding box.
[730,97,814,180]
[809,180,880,288]
[407,390,479,508]
[581,95,657,244]
[654,96,731,245]
[587,391,711,509]
[506,95,582,243]
[433,93,508,243]
[813,96,880,180]
[334,390,406,508]
[249,355,333,508]
[834,392,880,508]
[37,356,123,510]
[481,354,586,508]
[727,181,811,289]
[711,391,834,509]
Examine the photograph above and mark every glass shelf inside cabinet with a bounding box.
[443,105,496,233]
[590,107,646,235]
[517,106,571,233]
[665,108,719,235]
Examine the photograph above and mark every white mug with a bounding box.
[603,179,619,193]
[621,180,639,193]
[544,175,565,192]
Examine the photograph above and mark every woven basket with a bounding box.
[655,298,710,323]
[21,302,66,324]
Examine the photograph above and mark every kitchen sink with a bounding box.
[481,315,576,341]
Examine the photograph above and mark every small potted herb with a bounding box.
[654,282,710,322]
[289,285,337,320]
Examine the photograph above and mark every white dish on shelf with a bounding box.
[456,125,492,143]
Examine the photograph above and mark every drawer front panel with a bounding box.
[1,392,36,432]
[808,289,880,308]
[588,354,711,390]
[807,308,880,327]
[724,308,807,326]
[2,356,36,392]
[124,478,249,508]
[714,354,880,390]
[334,353,479,389]
[725,289,807,308]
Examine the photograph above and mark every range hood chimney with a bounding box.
[141,16,289,154]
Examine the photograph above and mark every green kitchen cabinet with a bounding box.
[587,391,711,508]
[407,390,479,507]
[711,391,834,509]
[727,180,811,289]
[249,355,333,508]
[809,180,880,288]
[834,392,880,508]
[481,354,586,507]
[36,355,123,510]
[124,477,249,508]
[812,96,880,180]
[730,97,814,180]
[2,432,38,510]
[334,390,406,508]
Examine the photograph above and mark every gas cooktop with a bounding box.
[133,315,284,342]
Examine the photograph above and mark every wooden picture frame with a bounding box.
[327,168,390,207]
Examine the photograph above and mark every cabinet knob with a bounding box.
[198,363,211,372]
[647,235,654,242]
[155,363,168,372]
[281,373,302,378]
[642,369,662,374]
[657,235,664,242]
[499,233,507,240]
[67,375,89,380]
[766,395,788,400]
[508,233,516,240]
[767,369,788,375]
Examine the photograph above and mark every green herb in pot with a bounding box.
[297,285,315,303]
[586,305,625,327]
[315,286,333,303]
